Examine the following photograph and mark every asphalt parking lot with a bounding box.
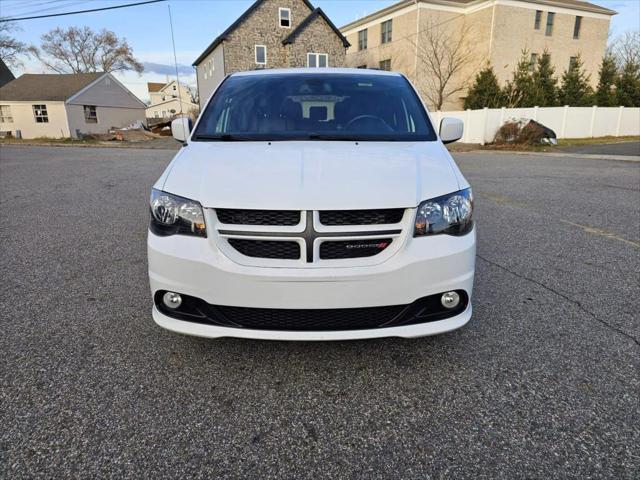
[1,145,638,479]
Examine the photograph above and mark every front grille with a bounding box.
[228,239,300,259]
[155,290,469,331]
[319,209,404,226]
[216,209,300,226]
[320,238,392,260]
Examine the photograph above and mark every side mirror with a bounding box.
[171,117,192,143]
[439,117,464,144]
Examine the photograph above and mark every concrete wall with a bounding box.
[344,8,419,75]
[489,4,609,88]
[413,10,485,111]
[0,101,70,139]
[430,106,640,144]
[196,44,227,107]
[66,104,145,138]
[342,1,612,110]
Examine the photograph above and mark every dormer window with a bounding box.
[279,8,291,28]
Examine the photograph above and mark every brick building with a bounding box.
[193,0,350,107]
[340,0,615,110]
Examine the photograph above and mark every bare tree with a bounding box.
[408,19,477,110]
[610,30,639,68]
[28,26,143,74]
[0,22,29,68]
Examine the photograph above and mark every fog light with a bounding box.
[441,291,460,309]
[162,292,182,309]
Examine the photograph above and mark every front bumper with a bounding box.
[148,228,476,340]
[152,303,472,341]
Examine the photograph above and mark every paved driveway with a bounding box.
[1,146,638,479]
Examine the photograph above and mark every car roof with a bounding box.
[231,68,402,78]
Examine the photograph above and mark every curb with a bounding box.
[503,151,640,162]
[453,149,640,162]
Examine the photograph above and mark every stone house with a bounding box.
[0,72,146,139]
[193,0,350,107]
[340,0,615,110]
[145,80,198,120]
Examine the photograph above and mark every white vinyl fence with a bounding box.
[430,106,640,145]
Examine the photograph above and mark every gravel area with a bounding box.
[1,145,638,479]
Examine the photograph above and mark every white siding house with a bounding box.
[0,72,146,139]
[145,80,198,120]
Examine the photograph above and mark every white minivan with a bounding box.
[148,68,475,341]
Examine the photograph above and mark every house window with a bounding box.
[381,20,392,44]
[255,45,267,65]
[307,53,328,68]
[529,53,538,72]
[573,16,582,39]
[569,56,578,69]
[0,105,13,123]
[534,10,542,29]
[209,59,214,75]
[379,59,391,71]
[279,8,291,28]
[84,105,97,123]
[545,12,555,36]
[172,85,176,91]
[154,112,159,118]
[358,29,368,50]
[33,104,48,123]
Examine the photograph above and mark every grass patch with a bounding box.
[447,136,639,153]
[0,137,102,146]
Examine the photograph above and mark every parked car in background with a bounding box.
[148,68,474,340]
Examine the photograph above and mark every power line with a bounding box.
[0,0,167,22]
[2,1,91,20]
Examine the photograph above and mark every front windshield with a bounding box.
[193,73,436,142]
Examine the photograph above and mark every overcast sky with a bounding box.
[3,0,638,102]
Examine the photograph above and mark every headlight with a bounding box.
[414,188,473,237]
[149,189,207,237]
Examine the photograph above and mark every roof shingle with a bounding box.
[0,72,104,102]
[147,82,165,93]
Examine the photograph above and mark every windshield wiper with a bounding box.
[306,133,364,141]
[192,134,255,141]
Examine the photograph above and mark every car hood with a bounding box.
[161,141,462,210]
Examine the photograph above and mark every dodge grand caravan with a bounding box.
[148,68,475,340]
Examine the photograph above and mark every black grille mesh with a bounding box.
[320,238,392,259]
[216,304,406,331]
[228,239,300,259]
[216,209,300,226]
[319,209,405,226]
